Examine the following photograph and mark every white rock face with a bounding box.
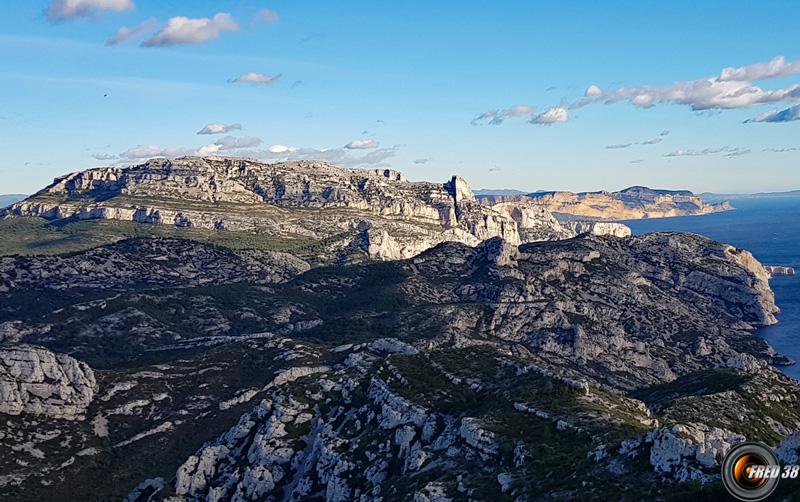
[458,417,497,456]
[646,423,744,483]
[0,345,96,420]
[563,220,632,238]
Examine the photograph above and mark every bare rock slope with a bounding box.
[0,232,797,500]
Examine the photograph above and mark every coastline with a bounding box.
[622,196,800,379]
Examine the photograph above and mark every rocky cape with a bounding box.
[1,157,630,262]
[0,232,798,500]
[477,186,732,221]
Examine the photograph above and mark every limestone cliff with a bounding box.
[479,185,731,220]
[1,157,592,261]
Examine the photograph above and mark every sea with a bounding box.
[622,196,800,379]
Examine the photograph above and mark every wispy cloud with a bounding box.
[665,146,750,158]
[255,8,279,25]
[197,123,242,135]
[577,56,800,112]
[106,18,157,46]
[471,104,535,125]
[745,104,800,123]
[47,0,134,21]
[630,159,644,164]
[640,137,662,145]
[344,139,379,150]
[606,131,666,149]
[291,80,304,88]
[763,147,799,153]
[142,13,238,47]
[726,148,751,157]
[231,72,281,85]
[413,158,431,164]
[91,153,117,161]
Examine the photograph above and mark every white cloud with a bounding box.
[660,130,670,136]
[48,0,134,21]
[119,145,197,161]
[232,72,281,85]
[605,143,633,149]
[241,145,400,167]
[196,144,221,156]
[578,56,800,112]
[268,144,294,153]
[142,13,238,47]
[745,104,800,123]
[719,56,800,82]
[255,8,279,24]
[106,18,158,46]
[344,139,379,150]
[530,107,568,124]
[118,140,399,168]
[471,104,535,125]
[197,123,242,135]
[119,136,260,162]
[585,85,603,97]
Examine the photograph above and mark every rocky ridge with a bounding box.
[478,185,731,220]
[1,157,629,261]
[0,233,796,500]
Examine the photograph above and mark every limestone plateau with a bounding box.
[0,157,798,501]
[477,186,732,220]
[2,157,630,262]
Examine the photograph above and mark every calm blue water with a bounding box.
[623,197,800,379]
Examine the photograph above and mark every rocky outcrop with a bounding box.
[0,345,96,420]
[764,265,796,277]
[479,185,731,220]
[562,220,632,238]
[646,423,744,482]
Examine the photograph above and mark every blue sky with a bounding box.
[1,0,799,194]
